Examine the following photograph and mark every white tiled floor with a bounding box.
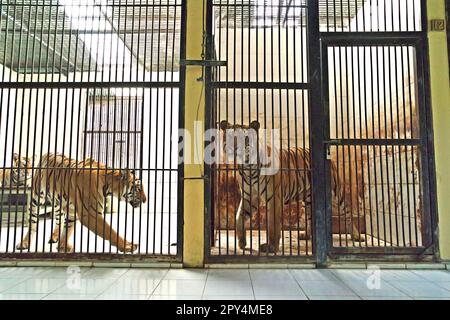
[0,267,449,300]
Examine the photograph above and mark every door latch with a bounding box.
[326,145,332,160]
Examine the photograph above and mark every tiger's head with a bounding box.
[110,169,147,208]
[219,120,260,166]
[11,153,34,186]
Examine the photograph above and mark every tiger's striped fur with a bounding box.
[220,120,365,253]
[0,153,34,187]
[16,153,147,253]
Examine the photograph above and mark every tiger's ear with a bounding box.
[219,120,231,131]
[13,153,19,161]
[250,121,260,131]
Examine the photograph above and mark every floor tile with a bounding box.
[208,270,251,281]
[343,280,408,298]
[4,278,66,294]
[308,295,362,300]
[298,280,357,297]
[411,270,450,282]
[0,267,46,278]
[204,280,254,296]
[414,297,450,300]
[0,293,47,300]
[362,296,413,300]
[290,270,338,282]
[389,281,450,298]
[435,282,450,291]
[250,270,294,282]
[153,280,206,296]
[104,278,160,295]
[203,295,255,300]
[37,267,90,279]
[252,280,305,297]
[164,269,208,280]
[255,295,308,300]
[378,270,425,282]
[152,295,202,300]
[43,293,98,300]
[331,270,370,282]
[51,278,116,295]
[82,268,129,279]
[121,269,168,279]
[0,278,27,292]
[96,293,150,300]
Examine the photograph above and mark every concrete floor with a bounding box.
[1,267,450,300]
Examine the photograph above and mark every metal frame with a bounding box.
[0,0,187,263]
[204,0,438,265]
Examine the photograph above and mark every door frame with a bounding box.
[203,0,438,265]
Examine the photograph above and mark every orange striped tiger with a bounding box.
[220,120,365,253]
[16,153,147,253]
[0,153,34,187]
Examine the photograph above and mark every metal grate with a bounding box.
[206,0,435,262]
[319,0,422,32]
[0,0,184,260]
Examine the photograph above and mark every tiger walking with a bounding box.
[16,153,147,253]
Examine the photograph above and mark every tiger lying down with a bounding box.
[220,120,365,254]
[16,153,147,253]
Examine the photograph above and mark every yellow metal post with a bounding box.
[427,0,450,259]
[183,0,205,267]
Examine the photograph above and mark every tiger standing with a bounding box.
[16,153,147,253]
[220,120,365,254]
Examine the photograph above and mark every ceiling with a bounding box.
[0,0,364,75]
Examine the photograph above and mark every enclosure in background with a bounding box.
[0,0,184,259]
[207,0,433,261]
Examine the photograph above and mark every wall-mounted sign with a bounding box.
[430,19,446,31]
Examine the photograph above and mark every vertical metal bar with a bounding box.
[308,0,326,265]
[146,0,156,256]
[11,1,27,253]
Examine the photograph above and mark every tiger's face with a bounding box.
[219,120,260,166]
[118,170,147,208]
[12,153,34,186]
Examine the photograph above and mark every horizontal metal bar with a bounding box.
[211,81,309,90]
[212,3,308,9]
[0,3,183,8]
[0,253,181,262]
[180,59,227,67]
[324,139,421,146]
[321,32,424,46]
[0,29,179,35]
[329,246,430,255]
[0,81,181,89]
[205,255,317,264]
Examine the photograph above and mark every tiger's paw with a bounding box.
[119,242,138,253]
[58,243,73,253]
[299,231,311,240]
[16,240,30,250]
[352,233,366,242]
[238,239,247,250]
[259,243,278,254]
[48,237,59,244]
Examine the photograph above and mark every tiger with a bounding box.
[0,153,34,187]
[46,158,115,246]
[219,120,365,254]
[16,153,147,253]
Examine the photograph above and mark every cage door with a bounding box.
[322,41,434,256]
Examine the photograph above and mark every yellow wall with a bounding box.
[183,0,205,267]
[427,0,450,259]
[181,0,450,265]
